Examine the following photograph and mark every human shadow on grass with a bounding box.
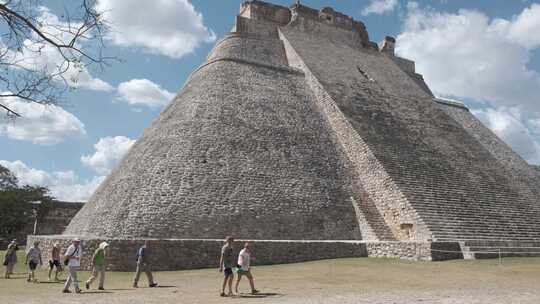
[235,292,283,299]
[78,291,114,294]
[155,285,176,288]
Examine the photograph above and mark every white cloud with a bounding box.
[81,136,135,174]
[3,7,114,92]
[472,107,540,164]
[361,0,398,16]
[0,160,104,202]
[396,3,540,164]
[116,79,175,108]
[95,0,216,58]
[505,4,540,49]
[396,3,540,112]
[0,95,86,145]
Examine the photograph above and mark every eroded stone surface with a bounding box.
[57,1,540,267]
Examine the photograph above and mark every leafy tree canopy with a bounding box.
[0,166,53,239]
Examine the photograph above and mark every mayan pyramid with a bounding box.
[63,1,540,246]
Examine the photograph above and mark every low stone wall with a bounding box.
[27,235,462,271]
[364,241,463,261]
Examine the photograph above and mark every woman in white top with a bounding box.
[235,242,259,295]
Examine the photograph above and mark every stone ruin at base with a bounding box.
[29,1,540,270]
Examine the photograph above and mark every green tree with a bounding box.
[0,166,53,239]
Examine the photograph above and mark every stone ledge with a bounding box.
[434,97,469,111]
[27,235,463,271]
[190,57,304,81]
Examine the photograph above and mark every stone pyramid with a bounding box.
[32,1,540,268]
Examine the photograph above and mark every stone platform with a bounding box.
[27,235,462,271]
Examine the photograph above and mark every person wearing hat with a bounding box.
[7,239,18,275]
[25,240,43,282]
[85,242,109,290]
[62,238,82,293]
[3,242,17,279]
[48,242,63,281]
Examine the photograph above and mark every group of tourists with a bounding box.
[3,236,258,296]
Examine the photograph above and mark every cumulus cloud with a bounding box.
[4,7,114,92]
[472,107,540,164]
[396,3,540,112]
[95,0,216,58]
[116,79,175,108]
[0,160,104,202]
[361,0,398,16]
[0,95,86,145]
[81,136,135,174]
[396,3,540,164]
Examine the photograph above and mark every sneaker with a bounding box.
[75,288,82,294]
[62,289,71,293]
[251,289,259,295]
[149,283,158,288]
[98,287,104,290]
[220,292,226,297]
[85,282,89,290]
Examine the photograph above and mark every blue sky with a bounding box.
[1,0,539,201]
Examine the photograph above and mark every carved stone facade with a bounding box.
[35,1,540,269]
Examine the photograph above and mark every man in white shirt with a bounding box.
[235,242,259,295]
[62,238,82,293]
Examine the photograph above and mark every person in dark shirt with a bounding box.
[219,236,235,297]
[133,240,157,288]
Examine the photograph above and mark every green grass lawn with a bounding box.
[2,250,540,303]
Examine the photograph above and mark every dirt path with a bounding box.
[1,257,539,304]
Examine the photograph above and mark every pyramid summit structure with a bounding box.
[31,1,540,269]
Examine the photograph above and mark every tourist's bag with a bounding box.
[64,247,78,266]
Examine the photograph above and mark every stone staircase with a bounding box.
[459,240,540,259]
[359,199,396,241]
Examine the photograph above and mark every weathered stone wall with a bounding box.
[278,12,540,241]
[279,28,430,242]
[207,33,287,67]
[439,101,540,201]
[38,201,83,235]
[28,235,462,271]
[65,45,361,240]
[58,0,540,267]
[366,241,463,261]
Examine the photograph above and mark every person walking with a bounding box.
[218,236,235,297]
[235,242,259,295]
[25,241,43,282]
[62,238,82,294]
[3,243,17,279]
[7,239,18,275]
[48,243,62,281]
[133,241,157,288]
[85,242,109,290]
